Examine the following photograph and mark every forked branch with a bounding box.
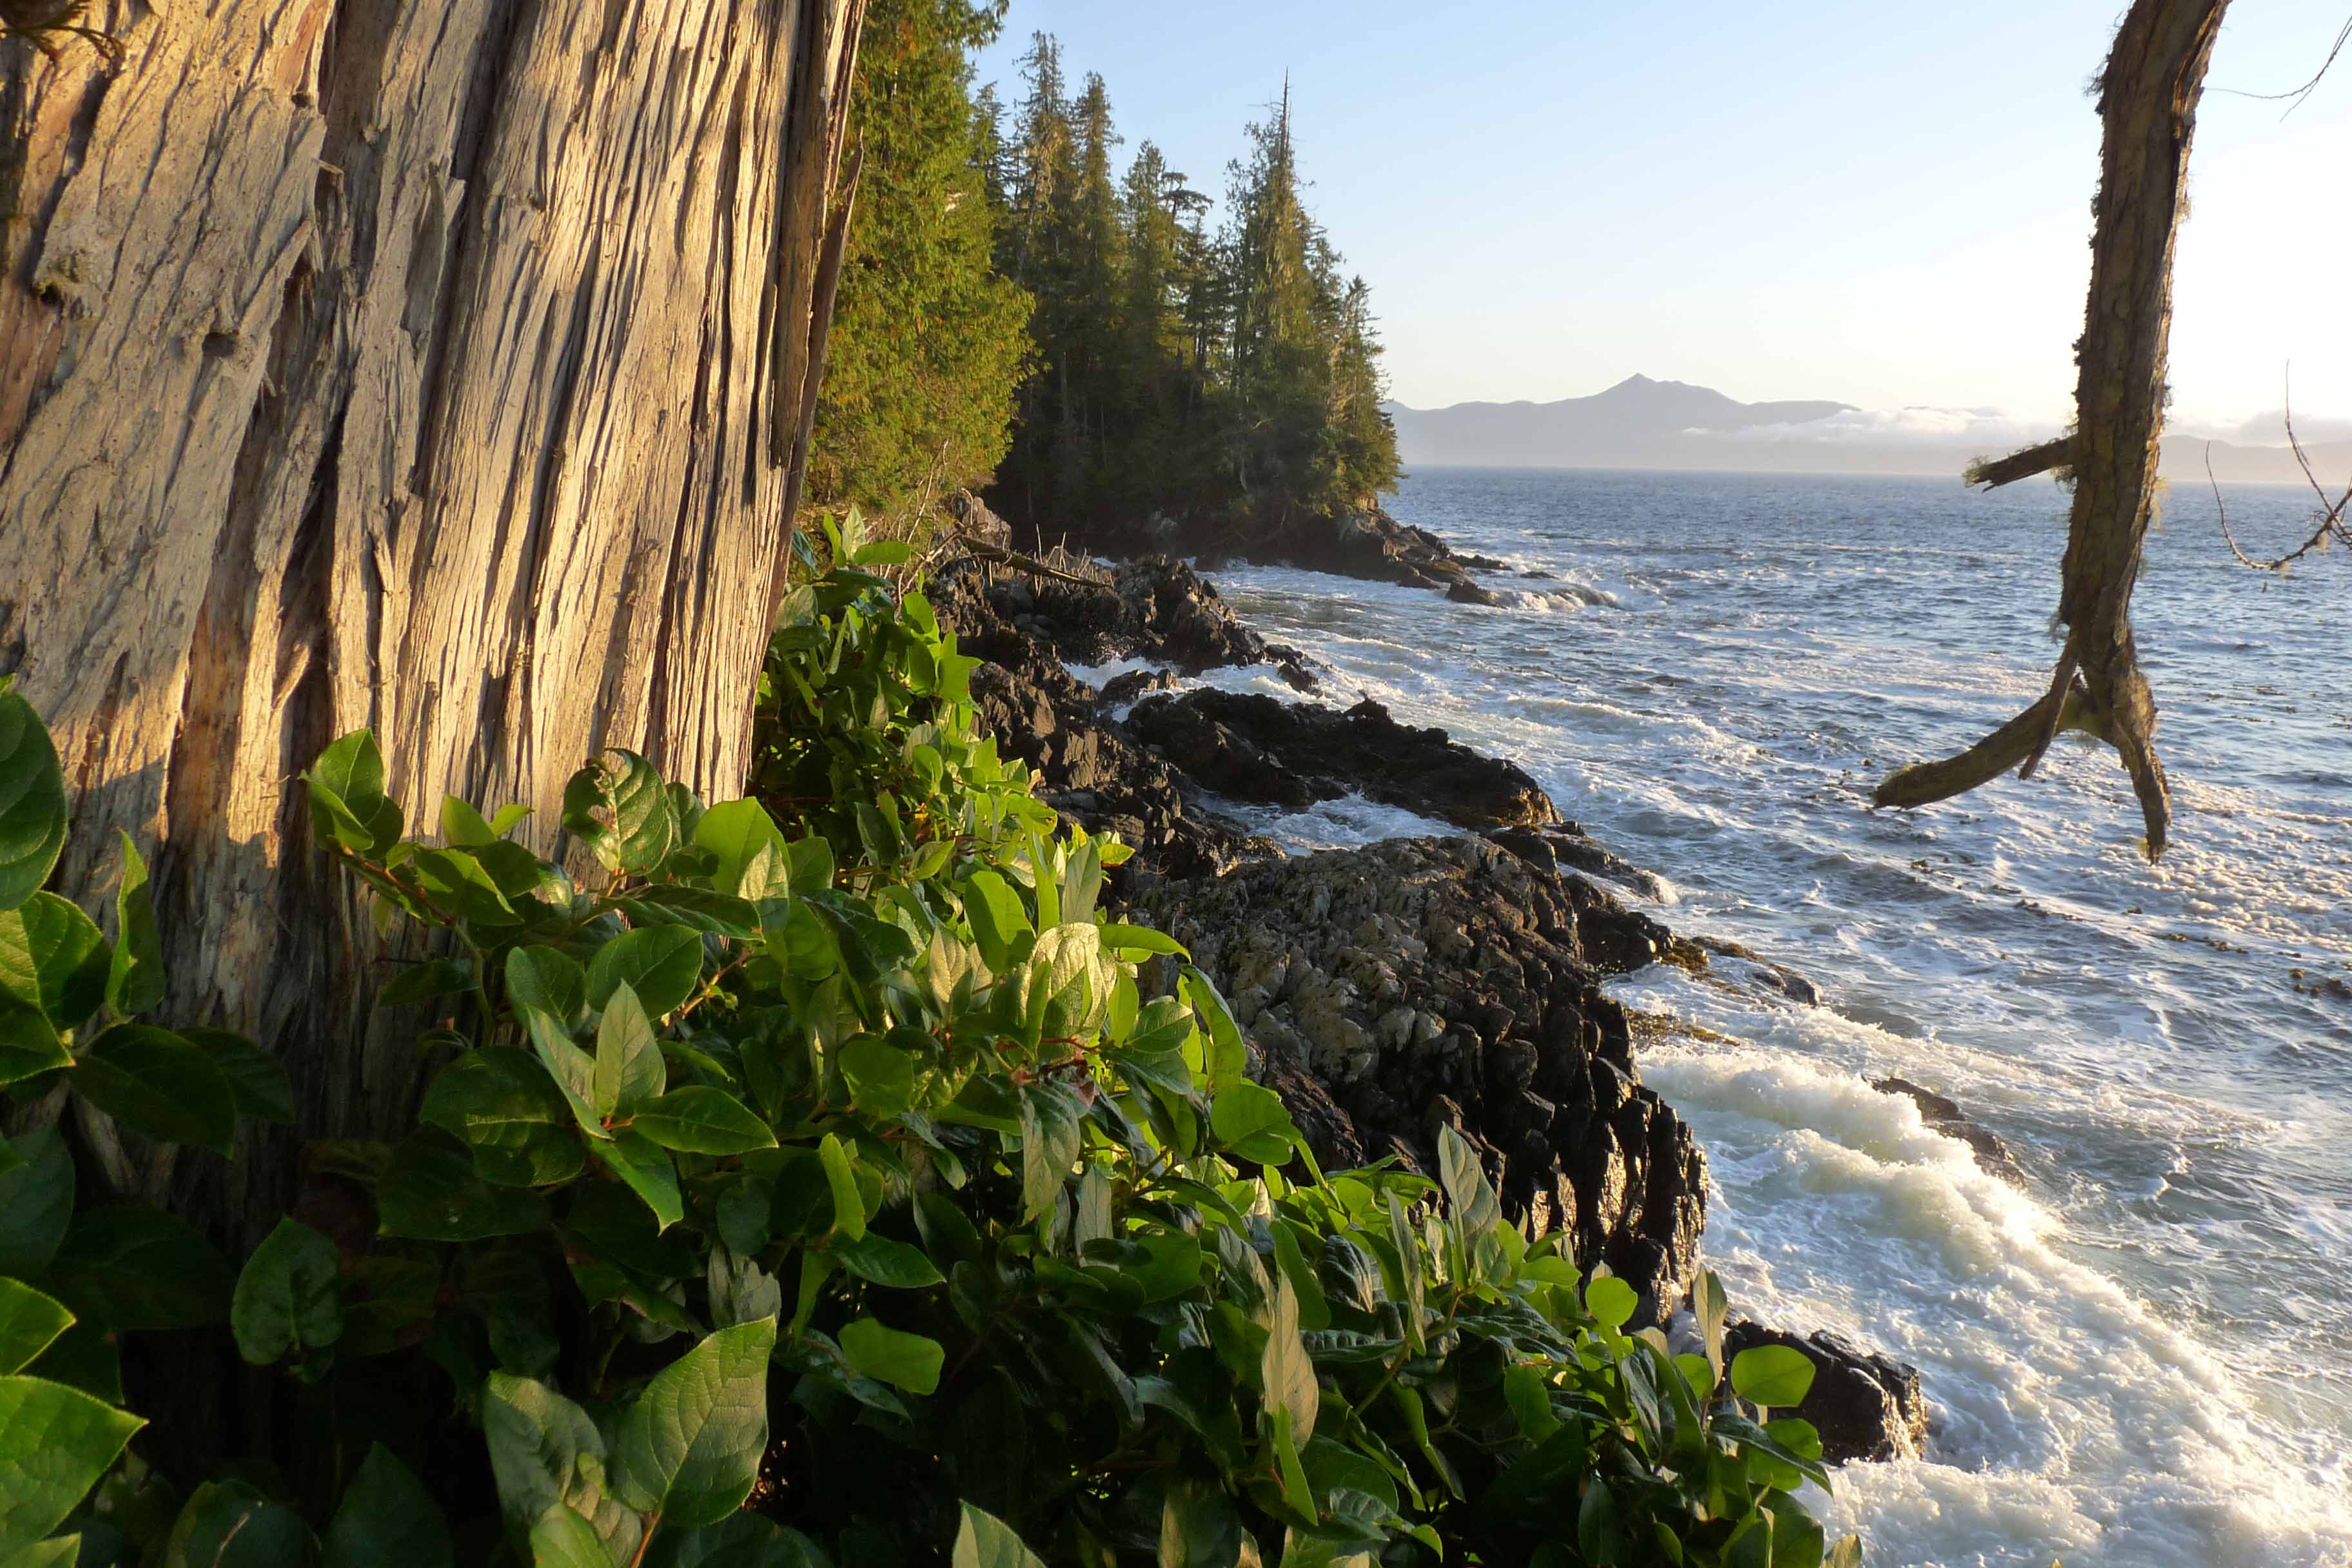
[1875,0,2230,861]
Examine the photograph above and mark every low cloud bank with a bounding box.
[1712,406,2063,449]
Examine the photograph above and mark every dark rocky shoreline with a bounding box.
[930,544,1954,1467]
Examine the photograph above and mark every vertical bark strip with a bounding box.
[0,0,864,1212]
[1876,0,2228,859]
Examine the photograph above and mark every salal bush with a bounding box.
[0,567,1860,1567]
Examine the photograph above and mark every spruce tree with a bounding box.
[811,0,1033,525]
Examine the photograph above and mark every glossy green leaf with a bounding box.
[0,1129,71,1277]
[834,1232,943,1289]
[0,1373,144,1559]
[818,1133,865,1241]
[70,1024,238,1153]
[838,1317,942,1395]
[838,1034,915,1119]
[629,1087,775,1156]
[1259,1273,1318,1444]
[1181,967,1247,1092]
[611,1316,778,1529]
[1730,1344,1817,1411]
[1585,1275,1639,1333]
[0,1278,72,1375]
[1210,1082,1295,1166]
[182,1028,295,1123]
[0,692,68,914]
[48,1206,232,1330]
[650,1516,830,1567]
[0,1534,81,1568]
[594,982,666,1119]
[694,800,789,900]
[482,1373,640,1564]
[1095,923,1186,957]
[586,928,704,1019]
[320,1444,453,1568]
[105,831,164,1015]
[959,870,1030,974]
[527,1505,615,1568]
[1436,1122,1503,1239]
[163,1479,319,1567]
[230,1218,343,1366]
[590,1130,683,1231]
[507,946,588,1028]
[1694,1266,1729,1383]
[1577,1477,1626,1566]
[419,1048,586,1186]
[0,893,109,1032]
[0,1003,67,1090]
[952,1504,1048,1568]
[1017,1084,1083,1222]
[375,1128,551,1242]
[306,729,403,857]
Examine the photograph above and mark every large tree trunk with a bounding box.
[0,0,864,1218]
[1875,0,2228,859]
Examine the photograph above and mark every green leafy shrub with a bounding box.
[1,677,296,1565]
[0,574,1860,1566]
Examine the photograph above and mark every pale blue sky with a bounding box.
[975,3,2352,428]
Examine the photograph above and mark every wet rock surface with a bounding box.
[1200,505,1507,600]
[1122,837,1708,1322]
[1872,1076,2026,1184]
[932,551,1315,685]
[1723,1321,1931,1465]
[932,557,1276,879]
[1128,690,1560,831]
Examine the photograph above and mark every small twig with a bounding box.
[2205,381,2351,571]
[2208,12,2352,117]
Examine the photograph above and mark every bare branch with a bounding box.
[1965,436,2077,490]
[2206,384,2351,571]
[1874,674,2110,810]
[2209,12,2352,116]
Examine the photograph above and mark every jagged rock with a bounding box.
[1692,935,1825,1006]
[934,560,1276,879]
[1128,691,1560,832]
[1217,505,1501,599]
[932,552,1314,684]
[1098,668,1181,708]
[1723,1322,1930,1465]
[1489,824,1673,903]
[1871,1077,2025,1183]
[1446,579,1508,607]
[1123,836,1707,1322]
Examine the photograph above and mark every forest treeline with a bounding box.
[813,0,1401,541]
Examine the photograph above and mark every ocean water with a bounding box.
[1152,468,2352,1567]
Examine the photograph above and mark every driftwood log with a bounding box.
[0,0,867,1219]
[1878,0,2230,860]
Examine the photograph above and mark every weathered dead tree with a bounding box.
[1877,0,2230,860]
[0,0,866,1220]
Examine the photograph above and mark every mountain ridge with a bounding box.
[1384,375,2351,484]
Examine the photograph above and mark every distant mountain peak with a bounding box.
[1384,375,1858,471]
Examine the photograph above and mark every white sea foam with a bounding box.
[1641,1034,2352,1568]
[1214,790,1461,854]
[1201,468,2352,1567]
